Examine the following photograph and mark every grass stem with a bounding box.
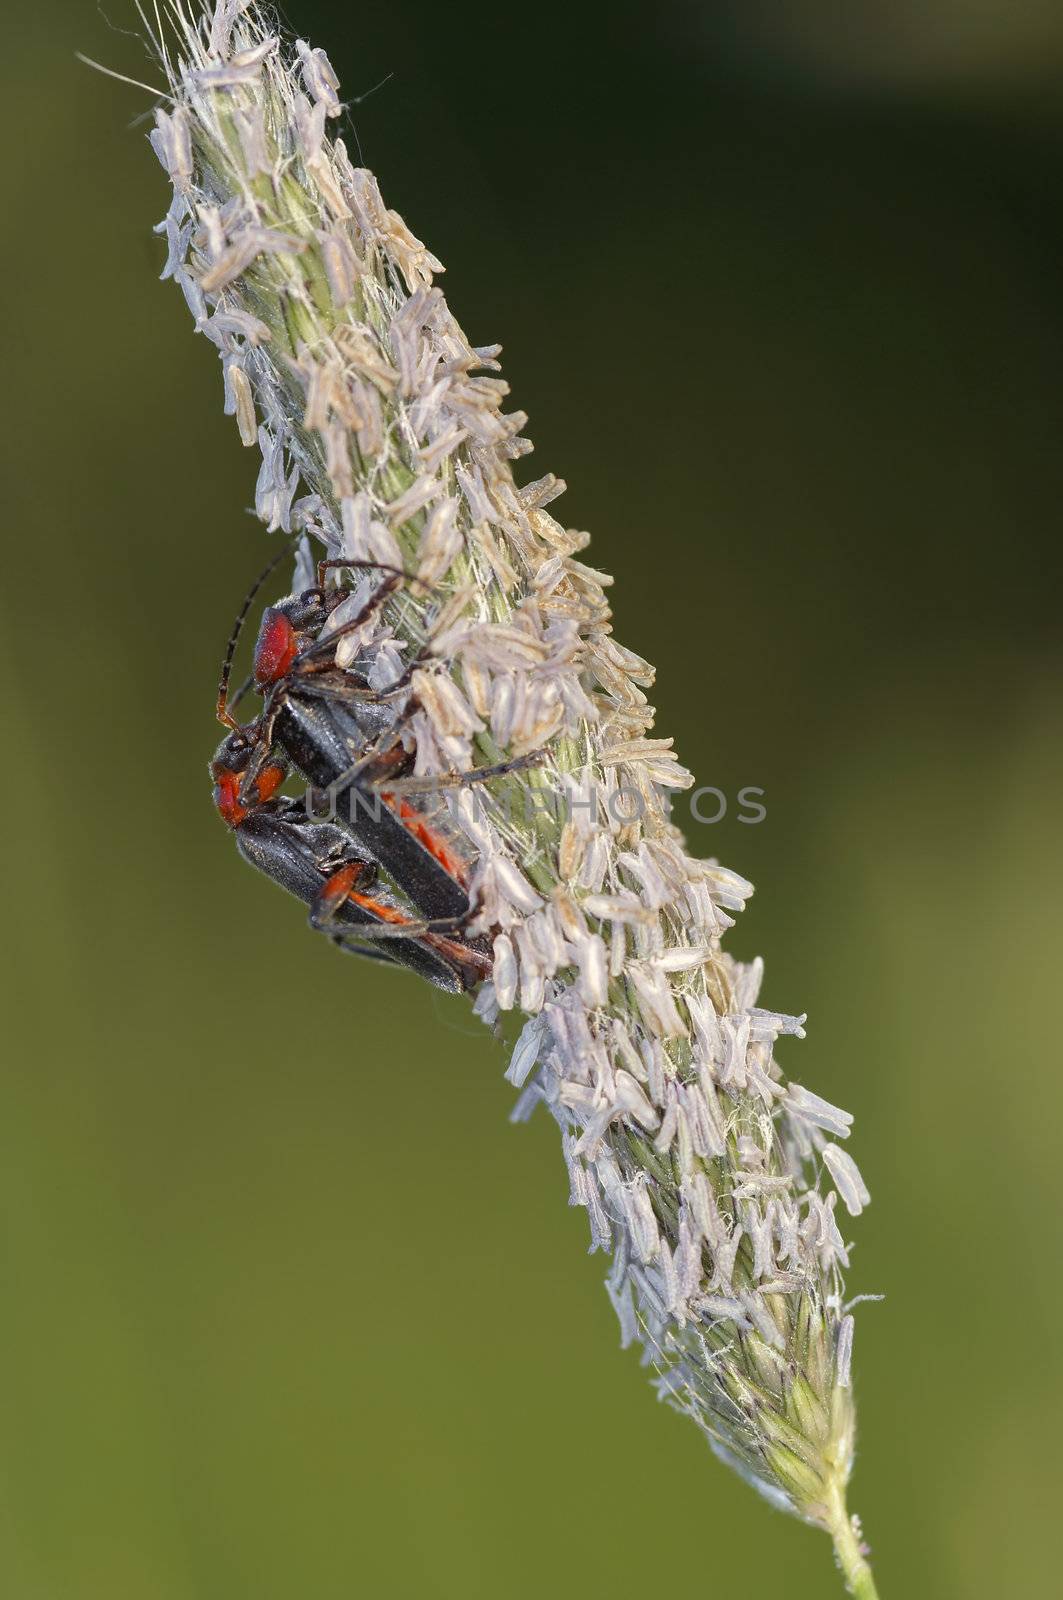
[826,1481,880,1598]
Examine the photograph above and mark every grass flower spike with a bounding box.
[145,4,880,1592]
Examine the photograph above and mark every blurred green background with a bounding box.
[2,2,1061,1595]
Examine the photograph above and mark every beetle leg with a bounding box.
[367,750,543,795]
[325,932,401,968]
[309,863,464,942]
[314,557,430,593]
[293,575,402,670]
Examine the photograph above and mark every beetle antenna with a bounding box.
[217,536,299,728]
[226,668,257,720]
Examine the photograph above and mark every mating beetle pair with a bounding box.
[209,546,495,993]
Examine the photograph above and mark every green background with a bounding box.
[2,2,1061,1594]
